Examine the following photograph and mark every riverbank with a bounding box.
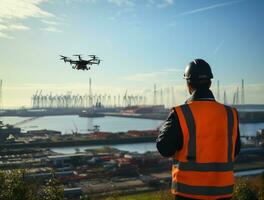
[1,107,264,123]
[0,136,157,149]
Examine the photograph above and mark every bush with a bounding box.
[155,190,174,200]
[0,170,64,200]
[232,178,258,200]
[40,175,64,200]
[258,172,264,200]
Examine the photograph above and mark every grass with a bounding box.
[103,191,174,200]
[102,174,264,200]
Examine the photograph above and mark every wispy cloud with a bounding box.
[41,26,62,33]
[41,19,62,33]
[0,0,54,21]
[0,23,30,39]
[0,24,30,31]
[107,6,135,24]
[0,0,54,39]
[108,0,134,7]
[175,0,244,17]
[214,39,225,54]
[123,72,162,81]
[0,31,14,39]
[146,0,174,8]
[157,0,174,8]
[123,68,182,81]
[41,19,59,26]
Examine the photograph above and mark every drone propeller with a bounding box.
[89,55,99,59]
[60,55,69,63]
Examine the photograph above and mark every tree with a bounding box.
[0,170,39,200]
[40,175,64,200]
[258,172,264,200]
[0,170,64,200]
[232,178,258,200]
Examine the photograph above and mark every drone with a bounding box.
[60,54,101,70]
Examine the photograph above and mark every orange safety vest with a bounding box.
[171,101,238,200]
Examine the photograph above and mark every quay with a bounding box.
[1,104,264,123]
[0,135,157,149]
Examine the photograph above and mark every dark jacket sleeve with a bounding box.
[235,110,241,157]
[156,110,183,157]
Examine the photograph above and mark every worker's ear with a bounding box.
[187,82,193,94]
[208,80,212,88]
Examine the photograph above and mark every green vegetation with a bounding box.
[107,174,264,200]
[233,179,258,200]
[101,191,172,200]
[102,191,173,200]
[0,170,263,200]
[85,146,121,154]
[0,170,63,200]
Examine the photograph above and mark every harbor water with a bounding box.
[0,115,162,134]
[0,115,263,154]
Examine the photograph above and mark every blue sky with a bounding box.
[0,0,264,107]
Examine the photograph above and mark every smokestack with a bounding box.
[217,80,220,101]
[153,84,157,105]
[241,79,245,104]
[223,90,227,105]
[118,94,120,107]
[89,78,92,107]
[166,87,170,108]
[160,88,163,106]
[171,86,176,106]
[236,87,240,104]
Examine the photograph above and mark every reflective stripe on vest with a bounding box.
[171,102,237,198]
[181,104,196,161]
[173,161,234,171]
[172,182,234,196]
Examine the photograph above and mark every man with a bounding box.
[157,59,241,200]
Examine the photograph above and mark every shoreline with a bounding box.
[1,112,264,123]
[0,136,157,150]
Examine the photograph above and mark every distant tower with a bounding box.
[236,87,240,104]
[153,84,157,105]
[241,79,245,104]
[89,78,93,107]
[166,87,170,108]
[118,94,121,107]
[223,90,227,105]
[160,88,163,106]
[233,92,236,105]
[217,80,220,101]
[0,79,2,110]
[171,86,175,106]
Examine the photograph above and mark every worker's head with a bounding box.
[184,59,213,94]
